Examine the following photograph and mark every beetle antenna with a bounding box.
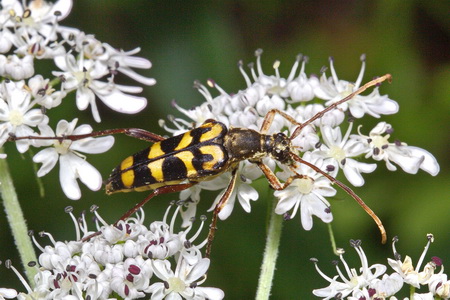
[290,74,392,141]
[289,152,387,244]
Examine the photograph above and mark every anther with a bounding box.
[381,144,388,149]
[54,10,62,17]
[394,140,402,146]
[23,9,31,18]
[320,66,328,74]
[336,248,345,255]
[64,206,73,213]
[349,239,361,248]
[373,147,380,156]
[315,141,322,149]
[163,281,170,289]
[431,256,442,267]
[340,158,346,166]
[360,53,366,62]
[89,205,99,213]
[184,240,192,248]
[309,257,318,263]
[240,174,247,182]
[207,79,215,88]
[255,48,263,57]
[326,165,335,172]
[385,127,394,134]
[4,259,11,268]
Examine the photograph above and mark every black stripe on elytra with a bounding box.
[133,162,160,186]
[161,155,189,181]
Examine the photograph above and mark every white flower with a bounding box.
[4,0,73,39]
[53,53,147,122]
[32,119,114,199]
[0,79,48,152]
[208,161,262,220]
[102,43,157,86]
[26,75,65,109]
[149,248,224,300]
[5,206,219,299]
[388,235,436,288]
[357,122,440,176]
[110,257,153,299]
[1,55,35,80]
[274,152,334,230]
[428,272,450,299]
[315,55,399,118]
[312,240,387,299]
[317,122,377,186]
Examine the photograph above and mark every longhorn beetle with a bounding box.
[12,74,391,257]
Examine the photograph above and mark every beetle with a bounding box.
[12,74,391,256]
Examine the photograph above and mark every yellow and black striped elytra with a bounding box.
[106,121,229,194]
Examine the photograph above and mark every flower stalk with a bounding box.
[256,196,284,300]
[0,148,37,285]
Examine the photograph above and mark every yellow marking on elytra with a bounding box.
[200,145,224,170]
[148,159,164,182]
[120,156,135,188]
[174,151,196,177]
[199,123,223,142]
[148,142,165,159]
[175,132,194,151]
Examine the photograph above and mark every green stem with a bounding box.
[255,196,283,300]
[0,149,37,286]
[327,223,339,256]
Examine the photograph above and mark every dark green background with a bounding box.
[1,1,449,299]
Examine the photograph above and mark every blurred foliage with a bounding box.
[0,0,449,299]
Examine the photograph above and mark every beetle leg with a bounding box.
[206,168,238,258]
[259,109,302,134]
[256,162,300,191]
[82,183,195,241]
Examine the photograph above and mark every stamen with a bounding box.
[273,60,281,79]
[415,234,434,272]
[248,62,258,81]
[90,205,108,227]
[255,48,264,77]
[65,206,80,241]
[286,54,302,82]
[238,60,252,87]
[310,258,335,283]
[354,54,366,88]
[29,230,45,252]
[328,56,340,87]
[5,260,33,293]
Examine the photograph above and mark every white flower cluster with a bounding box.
[0,0,155,199]
[163,50,440,231]
[312,234,449,300]
[2,206,224,300]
